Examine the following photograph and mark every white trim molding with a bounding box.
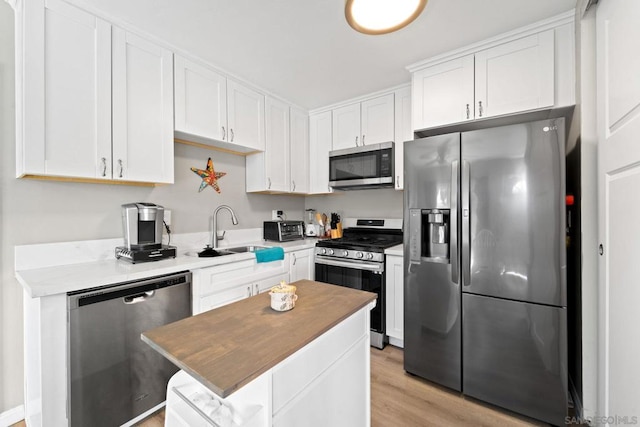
[3,0,19,10]
[0,405,25,427]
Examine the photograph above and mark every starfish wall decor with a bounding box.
[191,157,226,193]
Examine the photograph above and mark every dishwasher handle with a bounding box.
[123,290,155,304]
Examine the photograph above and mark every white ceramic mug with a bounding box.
[269,283,297,311]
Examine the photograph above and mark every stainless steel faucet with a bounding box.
[212,205,239,248]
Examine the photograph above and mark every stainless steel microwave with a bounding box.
[328,141,394,190]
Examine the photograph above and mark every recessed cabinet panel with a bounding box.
[290,107,310,193]
[309,111,333,194]
[264,96,290,192]
[475,30,555,119]
[227,80,265,152]
[174,56,227,142]
[361,94,395,146]
[112,29,174,184]
[332,103,361,150]
[412,55,474,131]
[21,0,111,179]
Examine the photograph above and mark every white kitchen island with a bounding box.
[142,280,376,427]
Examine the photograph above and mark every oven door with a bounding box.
[314,257,385,337]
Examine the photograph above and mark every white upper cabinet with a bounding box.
[332,94,394,151]
[332,103,361,150]
[290,107,310,194]
[412,55,474,130]
[246,98,309,194]
[17,0,174,184]
[174,57,265,154]
[112,29,174,184]
[174,56,227,143]
[360,94,395,146]
[18,0,112,180]
[409,13,575,131]
[227,80,266,152]
[474,30,554,119]
[309,111,333,194]
[394,86,412,190]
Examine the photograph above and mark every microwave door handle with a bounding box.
[450,160,459,284]
[461,160,471,287]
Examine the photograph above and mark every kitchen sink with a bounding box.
[225,245,269,253]
[184,249,235,258]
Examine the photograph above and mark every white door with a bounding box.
[412,55,474,130]
[227,80,265,151]
[22,0,111,179]
[597,0,640,420]
[290,107,310,193]
[332,102,361,150]
[174,55,227,142]
[394,86,412,190]
[309,111,333,194]
[264,96,290,192]
[475,30,555,119]
[290,249,314,282]
[361,94,394,146]
[112,29,174,183]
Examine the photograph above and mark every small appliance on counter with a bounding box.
[263,220,304,242]
[116,202,176,263]
[304,209,319,237]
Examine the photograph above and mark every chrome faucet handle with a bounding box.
[216,230,226,241]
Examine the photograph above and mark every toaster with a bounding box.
[263,220,305,242]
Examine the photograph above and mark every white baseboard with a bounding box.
[0,405,24,427]
[388,337,404,348]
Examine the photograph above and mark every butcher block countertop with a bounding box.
[141,280,377,398]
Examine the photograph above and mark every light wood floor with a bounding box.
[13,345,546,427]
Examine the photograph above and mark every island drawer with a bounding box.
[271,308,368,413]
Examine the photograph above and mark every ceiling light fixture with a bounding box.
[345,0,427,35]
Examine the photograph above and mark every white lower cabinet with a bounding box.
[385,254,404,347]
[289,248,314,282]
[193,259,288,315]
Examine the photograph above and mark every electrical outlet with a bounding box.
[164,210,172,226]
[272,210,283,220]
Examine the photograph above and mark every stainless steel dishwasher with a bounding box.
[68,271,192,427]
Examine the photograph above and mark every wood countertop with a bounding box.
[142,280,377,398]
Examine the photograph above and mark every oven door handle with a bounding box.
[315,257,385,272]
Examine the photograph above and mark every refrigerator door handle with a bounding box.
[450,160,459,284]
[461,160,471,286]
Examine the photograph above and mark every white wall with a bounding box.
[0,1,306,414]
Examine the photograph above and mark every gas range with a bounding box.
[314,218,402,349]
[315,218,403,262]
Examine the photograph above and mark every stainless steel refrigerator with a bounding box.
[403,117,568,425]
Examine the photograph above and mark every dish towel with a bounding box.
[255,247,285,263]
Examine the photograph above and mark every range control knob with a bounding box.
[367,253,374,260]
[342,250,349,257]
[356,252,363,259]
[321,248,327,255]
[329,249,335,255]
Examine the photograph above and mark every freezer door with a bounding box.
[461,118,566,306]
[403,133,461,391]
[462,293,568,425]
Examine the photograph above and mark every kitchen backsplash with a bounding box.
[306,188,404,220]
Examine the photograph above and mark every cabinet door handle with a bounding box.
[222,126,226,141]
[466,104,470,119]
[230,128,235,142]
[478,101,483,117]
[396,175,400,188]
[254,283,258,295]
[247,286,252,297]
[362,135,365,145]
[118,159,124,178]
[292,253,297,266]
[355,136,358,146]
[101,157,107,177]
[292,180,296,192]
[268,178,272,189]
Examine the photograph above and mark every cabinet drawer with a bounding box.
[272,308,368,413]
[199,285,252,313]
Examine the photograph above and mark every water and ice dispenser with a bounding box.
[409,208,450,264]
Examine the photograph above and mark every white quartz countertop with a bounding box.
[385,244,403,256]
[17,238,317,298]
